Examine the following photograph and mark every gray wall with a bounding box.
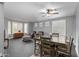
[28,22,34,33]
[0,3,4,56]
[33,21,52,35]
[66,16,76,44]
[4,18,8,38]
[75,4,79,56]
[33,16,76,44]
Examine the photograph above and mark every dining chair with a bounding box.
[52,33,59,37]
[34,34,42,56]
[40,39,52,57]
[50,33,59,56]
[40,37,56,57]
[51,33,59,42]
[38,31,44,37]
[56,37,74,57]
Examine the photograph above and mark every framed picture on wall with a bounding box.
[39,22,43,27]
[45,21,50,27]
[34,23,38,27]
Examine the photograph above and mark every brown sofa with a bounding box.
[13,32,24,39]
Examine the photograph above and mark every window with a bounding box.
[8,21,29,34]
[52,20,66,43]
[12,22,23,33]
[24,23,28,33]
[8,21,11,34]
[52,20,66,36]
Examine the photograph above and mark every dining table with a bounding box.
[34,35,70,56]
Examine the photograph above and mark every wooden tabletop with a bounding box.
[34,36,69,45]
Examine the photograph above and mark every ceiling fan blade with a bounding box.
[41,14,47,17]
[40,12,46,14]
[47,8,58,12]
[52,12,59,14]
[39,10,47,14]
[48,12,59,14]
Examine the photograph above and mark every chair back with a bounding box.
[51,33,59,42]
[69,38,74,56]
[38,31,44,37]
[52,33,59,37]
[65,37,74,56]
[34,34,41,56]
[40,37,52,57]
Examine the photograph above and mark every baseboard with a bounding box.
[0,53,3,57]
[75,46,79,57]
[76,50,79,57]
[73,42,79,57]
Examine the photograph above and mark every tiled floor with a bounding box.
[4,38,77,57]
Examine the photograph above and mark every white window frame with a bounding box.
[24,23,28,33]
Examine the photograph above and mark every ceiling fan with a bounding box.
[39,8,59,17]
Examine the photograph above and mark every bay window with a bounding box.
[8,21,28,34]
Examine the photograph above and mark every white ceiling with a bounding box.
[4,2,78,22]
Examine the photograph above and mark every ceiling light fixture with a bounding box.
[40,8,59,17]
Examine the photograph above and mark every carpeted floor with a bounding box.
[4,38,77,57]
[6,38,34,57]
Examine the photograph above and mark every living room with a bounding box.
[0,2,79,57]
